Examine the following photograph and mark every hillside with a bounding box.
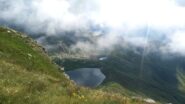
[53,47,185,104]
[46,35,185,104]
[0,27,156,104]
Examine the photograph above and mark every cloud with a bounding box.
[0,0,93,34]
[167,31,185,55]
[175,0,185,6]
[1,0,185,55]
[92,0,185,29]
[1,0,185,32]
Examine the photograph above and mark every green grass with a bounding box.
[0,27,62,77]
[177,68,185,93]
[1,59,134,104]
[0,27,153,104]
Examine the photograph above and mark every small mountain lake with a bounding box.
[66,68,106,88]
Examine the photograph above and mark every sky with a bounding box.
[0,0,185,55]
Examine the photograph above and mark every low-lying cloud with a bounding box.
[1,0,185,55]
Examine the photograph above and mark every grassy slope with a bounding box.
[0,27,151,104]
[54,47,185,104]
[177,69,185,94]
[101,50,185,104]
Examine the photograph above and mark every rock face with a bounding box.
[66,68,106,87]
[144,98,156,104]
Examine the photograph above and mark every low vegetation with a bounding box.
[0,27,160,104]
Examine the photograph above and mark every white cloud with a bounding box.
[168,31,185,54]
[1,0,185,31]
[91,0,185,29]
[1,0,185,55]
[175,0,185,6]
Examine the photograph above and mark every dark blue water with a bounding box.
[66,68,106,88]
